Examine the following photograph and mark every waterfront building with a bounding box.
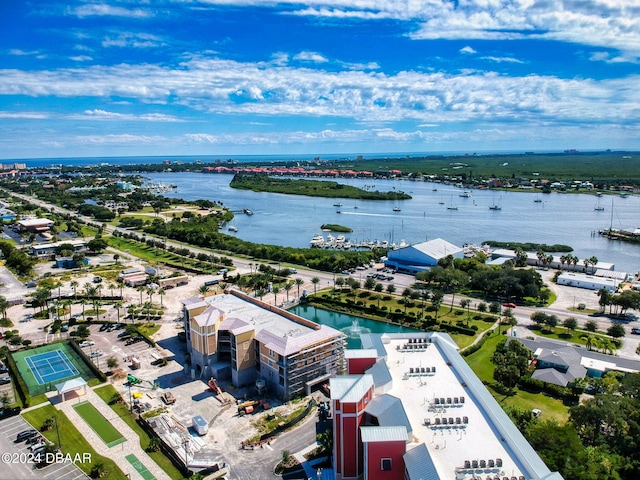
[556,272,621,291]
[28,239,87,258]
[331,332,563,480]
[385,238,463,274]
[182,289,346,400]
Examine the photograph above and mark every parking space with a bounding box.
[85,324,156,369]
[0,415,87,479]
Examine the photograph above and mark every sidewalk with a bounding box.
[51,386,172,480]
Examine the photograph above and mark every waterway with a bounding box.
[140,171,640,273]
[289,304,419,349]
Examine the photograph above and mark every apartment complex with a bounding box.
[331,332,563,480]
[182,289,346,400]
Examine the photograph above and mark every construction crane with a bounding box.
[127,374,158,390]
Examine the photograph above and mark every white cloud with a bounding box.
[460,46,477,54]
[75,134,165,145]
[8,49,41,56]
[480,55,524,63]
[1,57,638,127]
[293,51,329,63]
[194,0,640,60]
[102,32,164,49]
[72,110,181,122]
[69,55,93,62]
[0,111,49,119]
[71,4,153,18]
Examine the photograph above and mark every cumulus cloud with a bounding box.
[195,0,640,60]
[460,46,477,55]
[1,57,636,128]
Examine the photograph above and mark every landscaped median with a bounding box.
[22,403,127,479]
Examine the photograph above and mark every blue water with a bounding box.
[290,304,419,349]
[138,171,640,273]
[11,150,569,168]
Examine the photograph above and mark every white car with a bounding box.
[89,350,103,358]
[79,341,95,348]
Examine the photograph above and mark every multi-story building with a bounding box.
[331,332,564,480]
[182,289,346,400]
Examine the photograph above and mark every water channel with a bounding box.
[143,172,640,273]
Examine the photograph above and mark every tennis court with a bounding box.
[12,342,97,396]
[25,349,79,385]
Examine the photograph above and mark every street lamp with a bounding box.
[54,413,61,448]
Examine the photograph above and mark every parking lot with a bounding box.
[0,415,87,479]
[81,324,157,371]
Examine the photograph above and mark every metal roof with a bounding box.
[403,444,439,480]
[361,425,407,443]
[366,358,392,388]
[364,394,412,436]
[330,374,374,403]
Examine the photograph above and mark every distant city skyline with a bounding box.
[0,0,638,159]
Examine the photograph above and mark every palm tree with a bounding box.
[283,282,293,302]
[198,285,210,296]
[311,277,320,295]
[589,256,599,274]
[158,289,165,307]
[460,298,471,325]
[108,283,116,298]
[136,285,146,305]
[80,299,88,322]
[114,301,123,323]
[295,278,303,298]
[273,286,280,305]
[0,296,9,321]
[70,280,79,298]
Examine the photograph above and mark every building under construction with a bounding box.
[182,289,346,400]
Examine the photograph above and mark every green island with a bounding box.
[483,241,573,252]
[320,224,352,233]
[229,173,412,200]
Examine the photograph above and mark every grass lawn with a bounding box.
[94,385,184,480]
[22,404,127,479]
[73,401,126,447]
[464,333,570,423]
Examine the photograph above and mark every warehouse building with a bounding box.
[384,238,463,274]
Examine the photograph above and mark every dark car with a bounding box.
[0,376,11,385]
[117,330,130,338]
[99,323,109,332]
[15,429,37,442]
[0,407,20,419]
[631,328,640,335]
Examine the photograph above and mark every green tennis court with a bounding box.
[12,342,97,396]
[73,401,126,448]
[125,454,157,480]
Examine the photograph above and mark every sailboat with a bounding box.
[534,193,542,203]
[489,195,502,210]
[594,198,605,211]
[447,195,458,210]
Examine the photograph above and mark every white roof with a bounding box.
[330,374,374,403]
[361,333,559,480]
[184,291,344,357]
[18,218,54,227]
[361,425,407,443]
[410,238,463,259]
[345,349,378,359]
[55,377,87,394]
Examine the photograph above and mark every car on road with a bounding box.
[631,328,640,335]
[79,341,95,348]
[503,302,517,309]
[0,376,11,385]
[99,323,109,331]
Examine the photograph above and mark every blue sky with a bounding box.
[0,0,639,160]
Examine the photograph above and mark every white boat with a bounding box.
[228,226,238,232]
[393,207,401,212]
[459,191,472,198]
[620,192,629,198]
[310,234,325,247]
[594,199,605,211]
[333,202,343,207]
[336,235,346,243]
